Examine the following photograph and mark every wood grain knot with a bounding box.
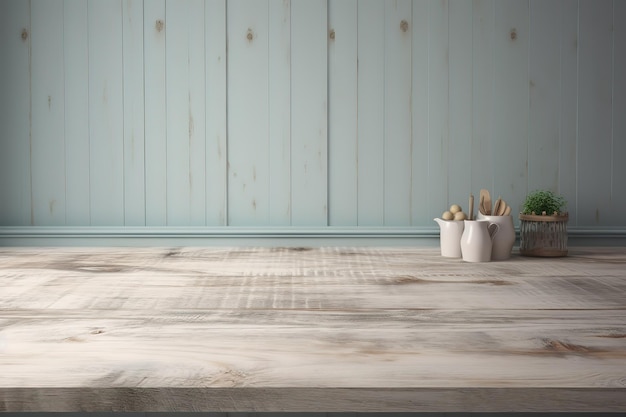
[64,336,84,343]
[155,19,164,32]
[400,20,409,33]
[21,28,28,41]
[329,29,335,40]
[542,338,591,354]
[510,28,517,40]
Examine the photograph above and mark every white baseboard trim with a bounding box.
[0,226,625,247]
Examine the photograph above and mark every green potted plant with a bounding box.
[519,190,568,257]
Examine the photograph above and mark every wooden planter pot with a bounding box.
[519,213,568,257]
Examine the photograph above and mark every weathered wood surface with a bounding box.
[0,247,625,412]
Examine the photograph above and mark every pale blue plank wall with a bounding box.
[0,0,31,227]
[1,0,625,228]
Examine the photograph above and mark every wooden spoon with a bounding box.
[480,189,491,215]
[503,205,512,216]
[493,197,502,216]
[494,197,507,216]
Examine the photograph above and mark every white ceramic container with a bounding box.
[477,213,516,261]
[434,218,465,258]
[460,220,498,262]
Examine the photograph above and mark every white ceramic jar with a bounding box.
[460,220,498,262]
[477,213,516,261]
[434,218,465,258]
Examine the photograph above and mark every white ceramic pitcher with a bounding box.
[477,213,516,260]
[460,220,499,262]
[434,218,465,258]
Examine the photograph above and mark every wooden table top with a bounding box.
[0,246,625,412]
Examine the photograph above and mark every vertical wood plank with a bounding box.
[528,0,560,193]
[227,0,269,226]
[384,0,412,226]
[411,0,429,225]
[122,0,145,225]
[357,0,385,226]
[164,0,186,224]
[448,0,473,214]
[471,0,495,203]
[205,0,228,226]
[187,0,207,226]
[0,0,31,226]
[30,0,66,226]
[64,0,91,226]
[427,0,450,221]
[89,0,125,225]
[144,0,167,226]
[493,0,529,217]
[166,0,206,226]
[268,0,292,226]
[558,0,579,225]
[328,0,357,226]
[164,0,185,226]
[291,0,328,226]
[612,0,626,226]
[577,0,613,226]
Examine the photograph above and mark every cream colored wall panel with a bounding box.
[0,0,31,226]
[64,0,91,226]
[328,0,358,226]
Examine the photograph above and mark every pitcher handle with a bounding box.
[488,222,499,240]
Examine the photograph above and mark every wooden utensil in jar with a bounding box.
[494,197,507,216]
[480,189,491,215]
